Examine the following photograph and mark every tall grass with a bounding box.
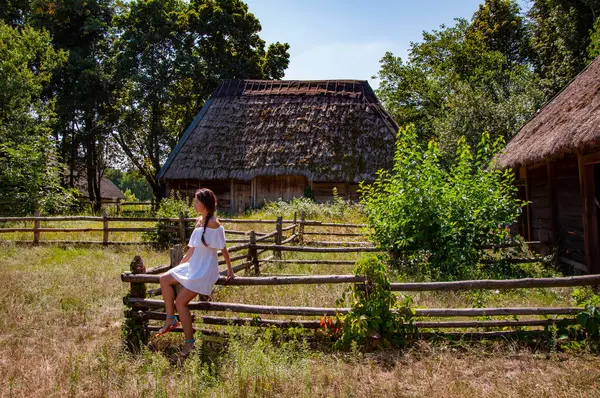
[0,207,599,397]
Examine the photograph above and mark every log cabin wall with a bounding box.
[252,175,307,207]
[312,182,360,202]
[555,156,586,265]
[519,155,587,269]
[166,179,232,211]
[527,164,553,250]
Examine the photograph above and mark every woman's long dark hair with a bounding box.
[195,188,217,247]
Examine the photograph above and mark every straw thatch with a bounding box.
[497,56,600,168]
[75,177,125,200]
[158,79,398,183]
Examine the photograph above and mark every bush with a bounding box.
[142,192,195,248]
[331,254,415,349]
[360,125,525,281]
[257,195,363,221]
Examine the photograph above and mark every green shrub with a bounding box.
[257,196,363,221]
[142,192,194,248]
[360,125,525,281]
[331,254,416,349]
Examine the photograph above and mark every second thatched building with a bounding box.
[158,79,398,212]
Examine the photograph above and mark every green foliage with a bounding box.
[105,168,154,201]
[121,313,148,353]
[576,305,600,338]
[258,196,363,221]
[572,286,600,307]
[332,254,416,349]
[113,0,290,201]
[0,21,77,215]
[529,0,600,97]
[142,191,194,248]
[29,0,118,210]
[376,9,544,156]
[360,125,524,281]
[468,0,531,64]
[587,17,600,61]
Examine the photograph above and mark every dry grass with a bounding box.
[1,215,599,397]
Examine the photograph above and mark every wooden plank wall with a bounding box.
[255,176,307,205]
[312,182,360,202]
[166,179,232,211]
[555,157,586,265]
[232,180,251,213]
[527,165,552,248]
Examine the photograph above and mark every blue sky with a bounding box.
[244,0,531,88]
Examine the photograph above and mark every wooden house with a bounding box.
[75,176,126,204]
[497,56,600,274]
[158,79,398,212]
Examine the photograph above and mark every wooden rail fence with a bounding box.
[121,234,597,347]
[0,210,370,246]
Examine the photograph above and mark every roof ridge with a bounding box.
[210,79,378,102]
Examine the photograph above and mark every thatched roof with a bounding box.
[497,56,600,168]
[75,177,126,200]
[158,79,398,183]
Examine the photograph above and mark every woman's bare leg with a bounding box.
[158,273,178,331]
[175,287,200,355]
[175,288,198,339]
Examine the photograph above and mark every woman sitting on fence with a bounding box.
[157,188,235,356]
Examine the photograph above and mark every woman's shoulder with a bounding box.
[207,217,222,229]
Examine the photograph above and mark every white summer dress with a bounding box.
[166,226,226,295]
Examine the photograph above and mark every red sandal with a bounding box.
[156,315,179,337]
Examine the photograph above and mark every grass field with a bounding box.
[1,207,600,397]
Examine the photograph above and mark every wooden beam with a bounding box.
[523,166,532,242]
[133,312,576,330]
[389,274,600,291]
[230,179,236,213]
[252,244,382,253]
[547,161,559,247]
[558,256,588,273]
[578,153,599,274]
[583,151,600,165]
[122,273,366,285]
[129,298,583,317]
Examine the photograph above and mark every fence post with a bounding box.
[33,210,40,244]
[170,244,184,296]
[298,211,306,244]
[248,231,259,275]
[116,198,121,216]
[124,255,148,351]
[275,216,283,259]
[179,211,186,244]
[103,210,109,246]
[292,212,297,236]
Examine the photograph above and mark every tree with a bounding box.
[105,168,154,201]
[376,11,543,157]
[588,17,600,60]
[29,0,118,212]
[0,22,75,215]
[0,0,31,26]
[529,0,600,96]
[467,0,531,64]
[113,0,290,203]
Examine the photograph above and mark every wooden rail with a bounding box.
[128,297,584,318]
[121,273,366,285]
[121,237,598,348]
[388,274,600,292]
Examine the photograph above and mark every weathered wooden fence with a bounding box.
[121,231,595,346]
[0,210,367,246]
